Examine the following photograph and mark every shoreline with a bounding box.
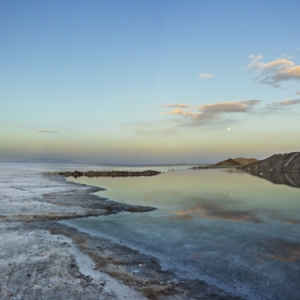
[0,165,242,299]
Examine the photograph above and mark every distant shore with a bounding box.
[191,165,242,169]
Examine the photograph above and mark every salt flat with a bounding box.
[0,163,242,300]
[0,163,147,299]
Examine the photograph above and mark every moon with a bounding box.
[227,127,231,131]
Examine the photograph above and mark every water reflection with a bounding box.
[67,168,300,299]
[264,239,300,263]
[280,218,300,224]
[172,197,262,223]
[218,169,246,174]
[243,169,300,189]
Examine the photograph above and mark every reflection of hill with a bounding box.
[243,169,300,189]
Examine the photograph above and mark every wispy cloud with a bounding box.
[197,100,261,114]
[276,99,300,106]
[37,130,58,134]
[163,104,191,108]
[265,99,300,111]
[197,73,214,79]
[247,55,300,87]
[296,90,300,95]
[164,100,261,126]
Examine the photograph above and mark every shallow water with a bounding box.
[65,168,300,299]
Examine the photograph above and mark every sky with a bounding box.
[1,0,300,164]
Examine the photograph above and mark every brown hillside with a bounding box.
[234,158,259,166]
[215,158,241,166]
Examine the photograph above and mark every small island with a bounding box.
[48,170,161,178]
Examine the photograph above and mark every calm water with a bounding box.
[65,168,300,299]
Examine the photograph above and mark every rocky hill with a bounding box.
[214,157,259,167]
[234,157,259,166]
[242,152,300,171]
[215,158,242,166]
[192,157,258,169]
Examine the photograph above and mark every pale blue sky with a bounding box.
[1,1,300,164]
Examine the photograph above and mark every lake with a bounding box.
[65,167,300,299]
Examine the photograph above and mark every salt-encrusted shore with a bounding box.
[0,163,242,299]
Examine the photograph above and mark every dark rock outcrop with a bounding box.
[49,170,161,178]
[242,152,300,172]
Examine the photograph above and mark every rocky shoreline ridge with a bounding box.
[48,170,161,178]
[242,152,300,171]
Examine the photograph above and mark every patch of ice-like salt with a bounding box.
[0,162,96,218]
[69,244,146,300]
[0,222,145,300]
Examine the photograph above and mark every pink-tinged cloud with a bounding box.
[266,99,300,110]
[247,55,300,87]
[279,99,300,106]
[164,100,261,126]
[296,90,300,95]
[164,98,300,127]
[197,73,214,79]
[37,130,58,134]
[197,100,261,114]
